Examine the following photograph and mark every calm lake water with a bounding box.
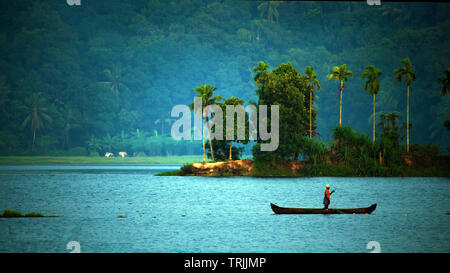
[0,164,449,253]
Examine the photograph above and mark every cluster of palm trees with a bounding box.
[190,84,250,163]
[321,58,418,153]
[189,84,223,162]
[17,61,449,156]
[193,58,448,162]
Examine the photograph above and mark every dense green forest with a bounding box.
[0,1,448,156]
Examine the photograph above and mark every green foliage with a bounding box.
[189,84,223,161]
[206,96,249,161]
[0,1,448,156]
[328,64,353,86]
[207,140,244,161]
[361,65,382,96]
[24,212,44,217]
[376,112,408,166]
[179,163,194,175]
[409,143,442,166]
[0,209,45,217]
[1,209,23,217]
[394,58,416,86]
[300,137,329,165]
[252,62,311,162]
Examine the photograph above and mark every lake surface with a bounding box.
[0,164,449,253]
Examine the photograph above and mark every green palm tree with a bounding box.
[361,65,382,145]
[257,1,280,23]
[20,92,52,151]
[304,66,321,138]
[98,64,129,95]
[328,64,353,126]
[437,68,449,96]
[189,84,223,162]
[253,61,269,88]
[394,58,416,153]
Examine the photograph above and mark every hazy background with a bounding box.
[0,0,448,156]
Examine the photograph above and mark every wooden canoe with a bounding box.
[270,203,377,214]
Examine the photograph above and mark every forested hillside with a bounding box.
[0,0,448,156]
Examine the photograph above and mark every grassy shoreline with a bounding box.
[0,155,203,165]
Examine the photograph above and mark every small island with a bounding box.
[158,61,450,178]
[0,209,60,218]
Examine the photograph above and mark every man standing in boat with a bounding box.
[323,184,335,210]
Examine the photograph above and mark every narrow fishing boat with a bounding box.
[270,203,377,214]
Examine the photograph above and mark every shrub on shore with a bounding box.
[1,209,45,217]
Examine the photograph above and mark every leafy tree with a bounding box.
[361,65,382,145]
[376,112,407,166]
[252,62,309,162]
[328,64,353,127]
[209,96,249,161]
[20,93,52,151]
[304,66,321,139]
[394,58,416,153]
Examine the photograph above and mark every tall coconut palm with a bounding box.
[20,92,52,151]
[189,84,223,162]
[257,1,280,23]
[304,66,321,138]
[98,64,129,95]
[328,64,353,126]
[437,68,450,96]
[394,58,416,153]
[361,65,382,145]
